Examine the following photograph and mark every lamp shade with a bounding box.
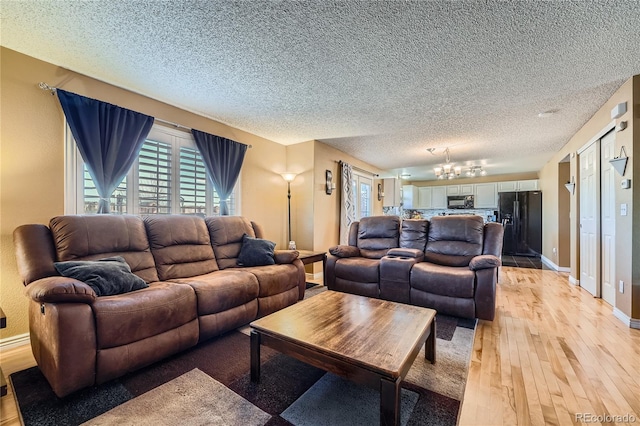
[280,172,297,182]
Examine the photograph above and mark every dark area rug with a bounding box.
[11,311,476,426]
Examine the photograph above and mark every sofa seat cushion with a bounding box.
[334,258,380,283]
[410,262,475,298]
[170,270,259,316]
[93,282,197,349]
[241,264,300,297]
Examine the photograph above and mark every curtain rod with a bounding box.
[38,82,252,148]
[337,160,379,177]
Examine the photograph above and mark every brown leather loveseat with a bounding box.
[13,214,305,397]
[326,215,503,321]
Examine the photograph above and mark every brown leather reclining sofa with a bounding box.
[13,214,305,397]
[326,215,503,320]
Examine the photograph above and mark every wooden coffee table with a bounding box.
[250,290,436,426]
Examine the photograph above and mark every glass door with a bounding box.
[352,173,373,219]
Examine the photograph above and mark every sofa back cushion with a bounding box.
[424,215,484,267]
[206,216,257,269]
[143,215,219,280]
[49,215,159,283]
[400,219,429,251]
[357,216,400,259]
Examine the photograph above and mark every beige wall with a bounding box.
[0,48,289,339]
[539,76,638,319]
[284,140,384,275]
[557,161,571,267]
[286,141,315,251]
[312,140,384,252]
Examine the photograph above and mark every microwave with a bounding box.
[447,195,474,209]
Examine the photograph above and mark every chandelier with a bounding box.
[434,148,461,179]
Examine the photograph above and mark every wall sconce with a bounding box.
[377,183,384,201]
[610,146,628,176]
[564,177,575,195]
[325,170,334,195]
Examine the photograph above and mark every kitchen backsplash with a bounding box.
[382,206,498,222]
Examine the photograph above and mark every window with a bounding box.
[352,172,373,219]
[66,125,238,215]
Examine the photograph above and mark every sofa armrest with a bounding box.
[25,277,97,304]
[380,255,420,304]
[469,255,501,271]
[274,250,299,264]
[329,245,361,258]
[386,248,425,261]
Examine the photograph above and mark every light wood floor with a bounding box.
[1,267,638,425]
[460,267,640,426]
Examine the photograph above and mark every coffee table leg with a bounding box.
[425,318,436,363]
[250,330,261,383]
[380,377,401,426]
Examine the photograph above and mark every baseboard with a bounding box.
[611,308,640,329]
[0,332,30,351]
[613,308,631,327]
[540,255,570,273]
[568,275,579,285]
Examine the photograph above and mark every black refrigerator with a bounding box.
[498,191,542,256]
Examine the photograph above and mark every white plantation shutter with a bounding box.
[138,140,172,214]
[179,146,207,215]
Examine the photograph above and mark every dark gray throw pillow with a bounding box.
[237,234,276,267]
[54,256,148,297]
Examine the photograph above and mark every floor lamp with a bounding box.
[280,173,297,246]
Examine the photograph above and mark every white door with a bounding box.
[579,142,599,297]
[600,131,616,305]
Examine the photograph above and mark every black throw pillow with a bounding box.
[54,256,148,297]
[237,234,276,267]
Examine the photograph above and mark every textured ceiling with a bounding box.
[2,1,640,180]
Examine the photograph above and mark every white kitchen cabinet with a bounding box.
[432,186,447,209]
[402,185,419,209]
[383,178,401,206]
[446,184,474,196]
[517,179,539,191]
[497,181,518,192]
[446,185,460,196]
[418,187,432,209]
[460,184,474,195]
[497,180,539,192]
[474,183,498,208]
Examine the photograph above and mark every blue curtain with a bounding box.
[57,90,154,213]
[191,129,248,215]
